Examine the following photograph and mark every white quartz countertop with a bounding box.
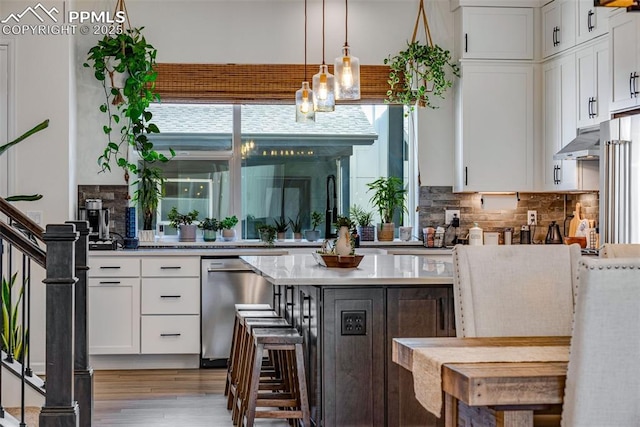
[240,254,453,286]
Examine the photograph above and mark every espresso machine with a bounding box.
[78,199,115,249]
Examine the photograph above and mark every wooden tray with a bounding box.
[312,253,364,268]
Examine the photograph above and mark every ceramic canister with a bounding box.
[469,223,483,246]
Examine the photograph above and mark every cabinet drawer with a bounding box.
[88,257,140,277]
[141,257,200,277]
[141,315,199,354]
[141,278,200,315]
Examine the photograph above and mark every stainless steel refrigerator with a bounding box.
[600,115,640,244]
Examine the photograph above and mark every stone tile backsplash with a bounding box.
[418,186,599,244]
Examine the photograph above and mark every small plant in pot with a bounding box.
[305,211,323,242]
[199,217,220,242]
[366,176,407,242]
[273,217,289,241]
[333,215,355,256]
[350,204,375,242]
[289,213,303,241]
[220,215,239,241]
[168,207,199,242]
[257,223,277,247]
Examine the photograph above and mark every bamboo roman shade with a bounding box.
[154,63,390,104]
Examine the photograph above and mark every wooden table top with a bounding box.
[393,337,570,407]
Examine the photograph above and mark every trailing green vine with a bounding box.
[84,27,173,178]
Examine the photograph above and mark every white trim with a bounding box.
[231,104,242,224]
[0,39,15,198]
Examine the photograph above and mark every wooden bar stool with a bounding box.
[239,327,310,427]
[231,317,291,425]
[226,310,280,411]
[224,304,273,398]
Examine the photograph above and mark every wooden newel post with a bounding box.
[67,220,93,427]
[40,224,79,427]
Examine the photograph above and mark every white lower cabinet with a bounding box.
[141,257,200,355]
[88,257,141,355]
[88,255,201,356]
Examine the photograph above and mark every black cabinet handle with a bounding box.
[556,26,560,46]
[160,295,181,298]
[160,333,181,337]
[99,281,120,284]
[553,165,557,185]
[464,33,468,53]
[160,266,181,270]
[556,165,561,185]
[587,10,594,32]
[634,72,639,97]
[588,97,594,118]
[630,72,634,98]
[99,266,121,269]
[464,167,468,186]
[552,27,557,46]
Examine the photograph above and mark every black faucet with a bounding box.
[325,175,337,238]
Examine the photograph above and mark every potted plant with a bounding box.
[256,223,277,247]
[350,204,375,242]
[199,217,220,242]
[84,27,173,182]
[220,215,239,241]
[1,273,27,363]
[305,211,323,242]
[289,213,303,241]
[384,42,459,113]
[273,217,289,241]
[366,176,407,241]
[131,163,164,241]
[168,207,199,242]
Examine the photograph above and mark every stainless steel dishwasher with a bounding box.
[201,257,273,368]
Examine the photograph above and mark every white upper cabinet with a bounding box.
[542,0,576,58]
[576,40,609,129]
[609,10,640,112]
[454,62,534,192]
[576,0,608,45]
[542,55,578,191]
[454,7,534,60]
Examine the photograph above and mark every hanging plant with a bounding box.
[384,0,459,112]
[83,26,173,178]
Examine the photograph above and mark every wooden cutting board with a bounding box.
[568,202,582,237]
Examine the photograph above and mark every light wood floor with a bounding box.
[94,368,288,426]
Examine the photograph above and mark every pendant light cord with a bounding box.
[322,0,326,65]
[304,0,308,81]
[344,0,349,47]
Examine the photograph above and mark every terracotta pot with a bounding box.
[221,228,236,241]
[377,223,395,241]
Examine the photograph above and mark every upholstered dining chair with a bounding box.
[561,257,640,426]
[452,244,582,337]
[599,243,640,258]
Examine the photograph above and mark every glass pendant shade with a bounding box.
[312,64,336,112]
[296,81,316,122]
[335,45,360,100]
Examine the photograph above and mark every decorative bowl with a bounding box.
[312,252,364,268]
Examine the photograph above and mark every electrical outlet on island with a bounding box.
[528,210,537,226]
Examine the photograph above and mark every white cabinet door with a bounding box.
[542,55,578,191]
[88,278,140,354]
[542,0,576,58]
[576,40,609,129]
[457,7,533,60]
[576,0,608,45]
[455,62,534,192]
[609,11,640,112]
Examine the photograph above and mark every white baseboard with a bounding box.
[89,354,200,370]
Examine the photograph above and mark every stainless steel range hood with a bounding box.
[554,129,600,160]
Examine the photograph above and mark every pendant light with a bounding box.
[296,0,315,122]
[312,0,336,112]
[334,0,360,100]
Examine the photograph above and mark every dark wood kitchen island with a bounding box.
[241,254,455,427]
